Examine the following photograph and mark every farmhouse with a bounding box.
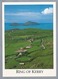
[16,47,27,56]
[26,45,31,49]
[28,38,34,43]
[19,63,25,65]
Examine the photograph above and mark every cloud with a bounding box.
[41,7,53,15]
[5,12,40,17]
[5,7,53,17]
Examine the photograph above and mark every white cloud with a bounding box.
[5,12,40,17]
[41,7,53,15]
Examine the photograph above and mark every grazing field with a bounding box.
[5,28,53,69]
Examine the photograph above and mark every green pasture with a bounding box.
[5,28,53,69]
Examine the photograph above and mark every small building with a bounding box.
[19,63,25,65]
[26,45,31,49]
[16,47,27,56]
[28,38,34,43]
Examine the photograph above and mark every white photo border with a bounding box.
[2,2,56,77]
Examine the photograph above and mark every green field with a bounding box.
[5,28,53,69]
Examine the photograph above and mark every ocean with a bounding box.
[5,23,53,31]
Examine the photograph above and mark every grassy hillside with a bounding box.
[5,28,53,69]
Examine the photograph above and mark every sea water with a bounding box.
[5,23,53,31]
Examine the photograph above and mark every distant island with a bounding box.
[10,21,39,26]
[24,21,39,26]
[10,23,20,26]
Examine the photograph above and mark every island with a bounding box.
[10,21,39,26]
[10,23,20,26]
[24,21,39,26]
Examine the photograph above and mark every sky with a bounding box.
[5,5,53,23]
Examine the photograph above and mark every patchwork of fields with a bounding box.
[5,28,53,69]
